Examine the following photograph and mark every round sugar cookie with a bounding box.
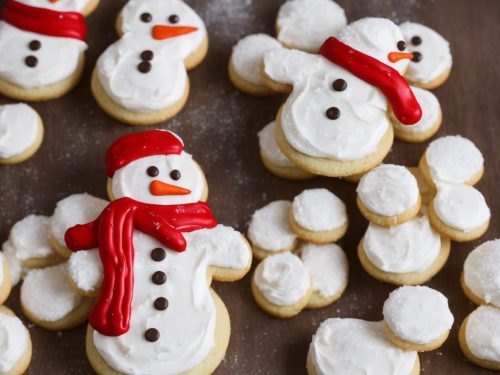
[0,251,12,305]
[0,306,32,375]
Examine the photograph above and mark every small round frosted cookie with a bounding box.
[359,214,450,286]
[429,185,490,242]
[0,306,32,375]
[419,135,484,188]
[383,286,454,352]
[50,193,108,259]
[258,121,314,180]
[252,252,311,318]
[408,167,434,205]
[68,249,103,297]
[461,240,500,307]
[275,0,347,52]
[300,243,348,308]
[247,200,298,260]
[0,251,12,305]
[307,318,420,375]
[290,188,348,243]
[357,165,421,226]
[0,104,44,164]
[20,263,94,331]
[400,22,452,89]
[459,305,500,371]
[391,87,442,143]
[229,34,283,96]
[1,241,23,287]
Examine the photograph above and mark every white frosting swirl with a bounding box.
[276,0,347,52]
[433,184,490,232]
[16,0,91,12]
[464,239,500,308]
[9,214,56,261]
[254,252,309,306]
[0,310,29,373]
[357,164,419,216]
[0,103,40,159]
[364,215,441,273]
[383,286,454,344]
[393,86,441,133]
[465,305,500,363]
[309,318,418,375]
[258,121,295,168]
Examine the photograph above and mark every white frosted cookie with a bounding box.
[0,103,44,164]
[383,286,454,351]
[68,249,103,296]
[400,22,452,88]
[276,0,347,52]
[0,251,11,305]
[307,318,419,375]
[0,306,31,375]
[462,239,500,307]
[1,241,23,286]
[247,200,298,260]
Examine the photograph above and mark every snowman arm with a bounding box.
[65,220,99,251]
[134,210,187,252]
[68,248,103,296]
[205,225,252,272]
[263,48,321,84]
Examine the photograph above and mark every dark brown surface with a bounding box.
[0,0,499,374]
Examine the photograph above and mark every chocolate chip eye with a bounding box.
[147,166,159,177]
[168,14,179,24]
[397,40,406,51]
[140,12,152,22]
[411,36,422,46]
[170,169,181,180]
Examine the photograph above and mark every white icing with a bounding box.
[253,252,309,305]
[0,104,40,159]
[21,263,83,322]
[383,286,454,344]
[0,310,29,373]
[68,249,102,293]
[94,225,249,375]
[231,34,282,85]
[400,22,452,84]
[16,0,91,12]
[276,0,347,52]
[247,200,297,252]
[258,121,295,168]
[0,22,87,88]
[465,305,500,363]
[364,215,441,274]
[357,164,419,216]
[393,86,440,133]
[300,243,348,298]
[463,239,500,308]
[433,184,490,232]
[309,318,418,375]
[292,188,347,232]
[425,136,484,185]
[50,193,108,247]
[98,0,207,112]
[9,214,56,261]
[1,241,23,286]
[112,152,205,205]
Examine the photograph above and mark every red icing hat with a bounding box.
[105,130,184,178]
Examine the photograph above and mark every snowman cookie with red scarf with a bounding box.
[92,0,208,126]
[263,17,422,178]
[0,0,87,101]
[65,130,252,375]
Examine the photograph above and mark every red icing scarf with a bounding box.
[319,37,422,125]
[1,0,87,41]
[65,197,217,336]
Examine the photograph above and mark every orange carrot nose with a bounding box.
[388,52,414,63]
[152,25,198,40]
[49,0,58,3]
[149,180,191,196]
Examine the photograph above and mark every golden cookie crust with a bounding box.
[384,321,450,352]
[288,210,348,244]
[260,153,315,181]
[356,194,422,227]
[406,68,451,90]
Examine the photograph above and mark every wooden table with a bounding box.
[0,0,498,373]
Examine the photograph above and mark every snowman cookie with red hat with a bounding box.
[262,17,422,178]
[91,0,208,126]
[64,130,252,375]
[0,0,87,101]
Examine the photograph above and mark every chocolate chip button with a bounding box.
[154,297,169,311]
[140,50,154,61]
[25,55,38,67]
[138,61,152,73]
[168,14,179,24]
[151,248,166,262]
[28,40,41,51]
[411,51,422,62]
[411,36,422,46]
[332,79,347,92]
[152,271,167,285]
[145,328,160,342]
[326,107,340,120]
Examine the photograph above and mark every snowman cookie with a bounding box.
[0,252,12,305]
[92,0,208,126]
[307,318,420,375]
[357,164,421,226]
[17,0,99,16]
[264,18,420,177]
[0,103,44,164]
[383,286,454,352]
[275,0,347,53]
[0,306,32,375]
[63,130,252,375]
[289,188,348,243]
[400,22,452,89]
[0,0,87,101]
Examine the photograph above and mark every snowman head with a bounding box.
[107,130,207,206]
[338,18,412,74]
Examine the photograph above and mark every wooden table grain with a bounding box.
[0,0,499,374]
